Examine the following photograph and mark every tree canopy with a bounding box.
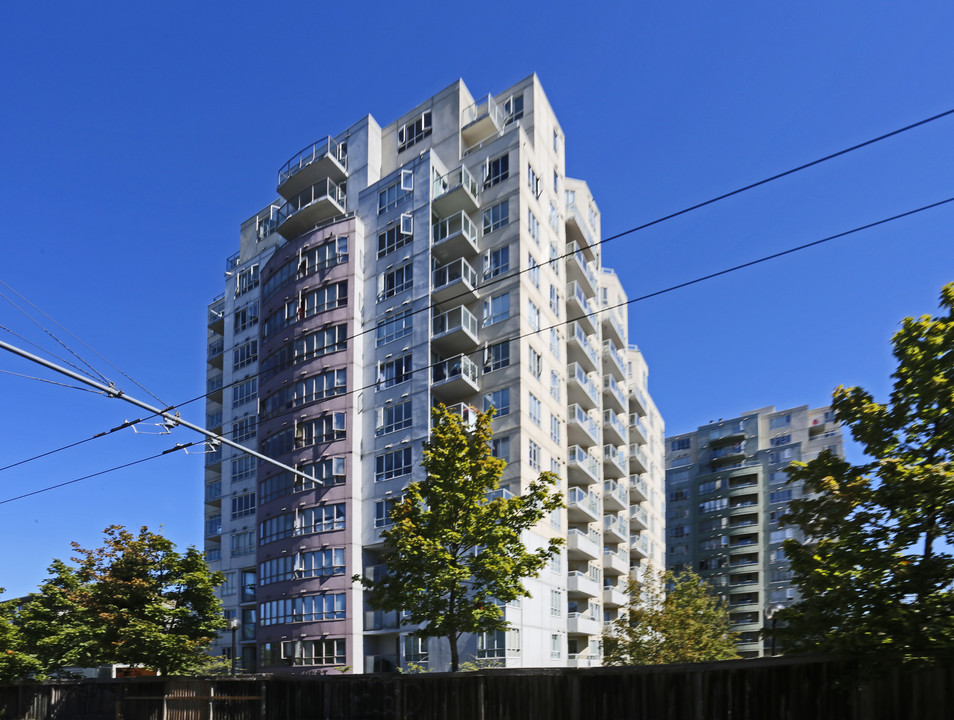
[777,282,954,660]
[602,566,739,665]
[355,404,564,671]
[5,525,226,678]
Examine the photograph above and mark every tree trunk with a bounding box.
[449,634,459,672]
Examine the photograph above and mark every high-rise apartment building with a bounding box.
[664,405,843,658]
[203,76,665,673]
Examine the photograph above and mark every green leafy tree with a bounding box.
[777,282,954,660]
[0,591,42,681]
[355,405,564,671]
[603,566,739,665]
[19,526,226,676]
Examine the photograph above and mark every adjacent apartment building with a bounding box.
[203,75,666,673]
[664,405,843,658]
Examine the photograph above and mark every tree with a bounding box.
[776,282,954,660]
[602,566,739,665]
[18,525,227,676]
[355,405,564,671]
[0,591,42,681]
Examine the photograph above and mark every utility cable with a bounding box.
[0,368,104,395]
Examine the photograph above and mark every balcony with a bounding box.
[206,410,223,430]
[709,421,746,445]
[602,340,626,381]
[432,257,479,305]
[602,585,628,608]
[603,375,626,414]
[461,94,504,150]
[602,309,626,348]
[565,197,597,254]
[566,242,598,298]
[204,515,222,538]
[432,165,480,217]
[566,281,597,334]
[442,402,478,432]
[603,445,626,480]
[567,528,600,561]
[629,443,649,474]
[628,474,649,502]
[208,295,225,333]
[603,514,627,543]
[566,612,601,636]
[277,137,348,198]
[629,504,649,531]
[630,533,649,559]
[567,571,601,599]
[567,487,600,523]
[603,480,627,511]
[602,548,629,577]
[205,447,222,467]
[567,404,600,448]
[364,610,400,632]
[207,374,224,402]
[711,443,745,467]
[432,306,479,353]
[567,363,600,410]
[276,177,347,240]
[205,481,222,504]
[630,385,648,416]
[629,413,647,445]
[431,355,479,400]
[432,211,479,263]
[604,410,628,446]
[568,445,601,486]
[207,339,224,368]
[567,322,599,373]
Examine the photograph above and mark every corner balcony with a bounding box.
[432,305,479,354]
[710,443,746,467]
[710,421,746,445]
[206,374,224,403]
[432,165,480,217]
[629,504,649,531]
[566,281,597,334]
[602,584,628,609]
[567,571,601,599]
[602,549,629,577]
[603,374,626,414]
[567,487,601,523]
[432,211,479,263]
[603,514,627,544]
[567,322,599,373]
[630,533,649,559]
[566,242,598,298]
[602,309,626,348]
[208,295,225,334]
[629,443,649,474]
[603,410,628,446]
[567,612,601,636]
[602,340,626,382]
[630,385,648,417]
[277,137,348,198]
[565,197,598,254]
[567,528,600,561]
[629,413,648,445]
[461,94,504,150]
[567,363,600,410]
[628,474,649,503]
[603,480,627,512]
[432,257,479,305]
[207,339,224,368]
[431,355,479,401]
[568,445,601,486]
[603,444,627,480]
[567,404,600,448]
[276,177,347,240]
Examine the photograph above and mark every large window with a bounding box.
[528,393,542,426]
[528,299,540,331]
[233,340,258,370]
[231,492,255,520]
[491,436,510,463]
[260,594,346,625]
[299,504,346,534]
[376,309,413,346]
[294,325,347,362]
[483,199,509,234]
[376,447,412,482]
[483,292,510,326]
[375,497,401,528]
[235,265,259,296]
[281,638,345,666]
[484,341,510,372]
[378,224,413,258]
[299,281,348,318]
[504,94,524,124]
[377,401,412,436]
[378,178,412,214]
[483,388,510,416]
[232,378,257,408]
[259,458,345,502]
[484,153,509,187]
[484,245,510,279]
[379,263,413,300]
[232,455,256,483]
[296,413,346,447]
[294,368,346,406]
[300,548,346,578]
[378,355,412,389]
[477,629,520,659]
[232,416,257,444]
[234,301,259,333]
[231,531,255,557]
[397,111,432,152]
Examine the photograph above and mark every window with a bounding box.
[403,635,429,665]
[528,440,540,471]
[550,634,561,659]
[769,414,792,430]
[770,470,789,485]
[477,629,519,658]
[231,492,256,520]
[699,479,720,495]
[549,328,561,360]
[553,130,559,152]
[528,347,542,378]
[484,153,509,187]
[770,528,795,544]
[548,202,559,231]
[233,340,258,370]
[231,531,255,557]
[232,378,257,408]
[550,413,562,444]
[699,498,729,513]
[769,448,795,464]
[378,224,413,258]
[770,434,792,447]
[483,199,509,233]
[299,458,346,487]
[484,388,510,416]
[553,170,559,194]
[220,572,236,596]
[299,504,346,534]
[232,455,256,483]
[296,413,346,447]
[528,253,540,287]
[671,438,691,452]
[378,179,412,214]
[375,497,401,528]
[300,548,345,578]
[527,299,540,331]
[260,594,346,625]
[484,341,510,372]
[528,165,541,198]
[232,416,257,444]
[397,110,431,152]
[259,513,295,544]
[483,292,510,326]
[504,94,524,124]
[235,265,259,296]
[294,325,347,362]
[528,210,540,243]
[301,236,349,275]
[528,393,542,426]
[234,301,259,333]
[379,263,413,300]
[769,489,793,504]
[260,556,294,585]
[550,590,562,616]
[550,370,561,401]
[295,368,347,405]
[376,448,412,482]
[377,400,412,436]
[491,436,510,463]
[378,355,412,389]
[699,536,727,550]
[484,245,510,278]
[549,285,560,316]
[299,281,348,318]
[281,638,346,666]
[376,309,413,346]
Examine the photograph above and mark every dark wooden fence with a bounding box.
[1,655,952,720]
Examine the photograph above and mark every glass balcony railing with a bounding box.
[433,305,478,338]
[571,322,599,368]
[278,137,348,187]
[567,486,600,516]
[206,411,223,428]
[432,165,479,204]
[603,339,625,375]
[432,257,479,294]
[486,487,514,502]
[207,374,224,394]
[207,339,224,360]
[568,363,600,406]
[205,516,222,537]
[567,241,599,291]
[205,481,222,502]
[276,177,346,227]
[603,480,627,507]
[433,211,479,248]
[629,504,648,526]
[603,374,626,409]
[604,410,627,440]
[568,445,601,482]
[570,404,600,442]
[432,354,479,385]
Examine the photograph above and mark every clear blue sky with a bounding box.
[1,1,952,598]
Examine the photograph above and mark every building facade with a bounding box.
[664,405,843,658]
[203,76,666,673]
